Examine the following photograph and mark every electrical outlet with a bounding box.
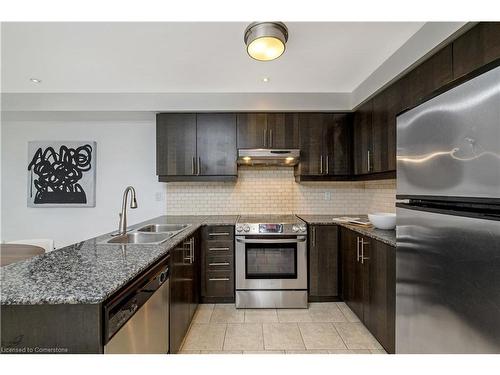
[155,192,163,202]
[324,191,331,200]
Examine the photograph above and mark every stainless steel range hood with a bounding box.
[237,149,300,166]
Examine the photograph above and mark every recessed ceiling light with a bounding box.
[244,22,288,61]
[263,77,270,83]
[30,78,42,84]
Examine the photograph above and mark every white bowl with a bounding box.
[368,212,396,230]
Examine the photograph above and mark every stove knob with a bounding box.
[292,225,299,233]
[299,224,307,233]
[243,224,250,232]
[236,224,243,233]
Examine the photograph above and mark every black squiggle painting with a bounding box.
[27,141,96,207]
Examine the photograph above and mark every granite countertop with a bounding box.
[0,215,237,306]
[297,214,396,247]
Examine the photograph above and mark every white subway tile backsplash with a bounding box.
[165,167,396,215]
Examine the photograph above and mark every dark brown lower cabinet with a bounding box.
[200,225,235,303]
[340,227,365,319]
[169,232,199,354]
[340,227,395,353]
[309,224,340,301]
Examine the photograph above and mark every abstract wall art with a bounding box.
[27,141,97,207]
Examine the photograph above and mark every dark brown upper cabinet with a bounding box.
[371,80,403,172]
[402,44,453,110]
[157,113,237,182]
[325,113,352,175]
[309,224,340,301]
[453,22,500,79]
[353,100,373,175]
[267,113,300,148]
[237,113,299,149]
[196,114,237,176]
[295,113,352,180]
[157,113,197,177]
[296,113,326,177]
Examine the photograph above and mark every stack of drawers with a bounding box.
[200,225,235,303]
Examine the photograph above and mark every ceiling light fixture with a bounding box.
[262,77,270,83]
[244,22,288,61]
[30,78,42,83]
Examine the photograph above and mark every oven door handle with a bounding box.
[236,237,306,244]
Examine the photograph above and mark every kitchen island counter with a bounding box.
[0,215,239,306]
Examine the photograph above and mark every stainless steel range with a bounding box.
[235,214,308,308]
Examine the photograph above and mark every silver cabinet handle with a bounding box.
[320,155,323,174]
[361,239,369,264]
[263,128,267,147]
[197,156,201,175]
[208,262,230,266]
[326,155,329,175]
[367,150,371,172]
[269,129,273,147]
[209,278,230,281]
[191,237,195,263]
[311,227,316,247]
[192,157,196,175]
[209,232,230,237]
[356,237,360,262]
[208,247,230,251]
[237,237,306,244]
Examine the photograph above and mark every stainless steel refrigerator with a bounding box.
[396,64,500,353]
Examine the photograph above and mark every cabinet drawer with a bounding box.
[206,256,233,271]
[205,270,234,298]
[202,226,234,241]
[203,241,234,254]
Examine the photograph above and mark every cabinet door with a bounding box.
[353,101,373,175]
[365,239,396,354]
[188,234,200,321]
[309,225,339,299]
[371,81,402,173]
[453,22,500,79]
[157,113,197,176]
[341,228,364,319]
[169,242,191,353]
[196,113,237,176]
[296,113,326,176]
[237,113,268,148]
[403,45,453,109]
[325,113,352,175]
[267,113,299,148]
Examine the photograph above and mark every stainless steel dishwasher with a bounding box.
[104,259,169,354]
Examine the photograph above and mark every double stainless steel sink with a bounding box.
[104,224,190,245]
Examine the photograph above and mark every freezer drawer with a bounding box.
[396,206,500,353]
[397,64,500,200]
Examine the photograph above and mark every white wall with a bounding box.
[1,118,166,248]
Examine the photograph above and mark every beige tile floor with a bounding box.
[179,302,387,354]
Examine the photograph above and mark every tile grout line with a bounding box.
[331,322,349,350]
[221,323,229,351]
[261,323,266,351]
[296,322,307,350]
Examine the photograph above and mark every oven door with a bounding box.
[235,235,307,290]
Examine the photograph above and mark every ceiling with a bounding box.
[1,22,425,94]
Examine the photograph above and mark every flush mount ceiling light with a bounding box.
[244,22,288,61]
[30,78,42,83]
